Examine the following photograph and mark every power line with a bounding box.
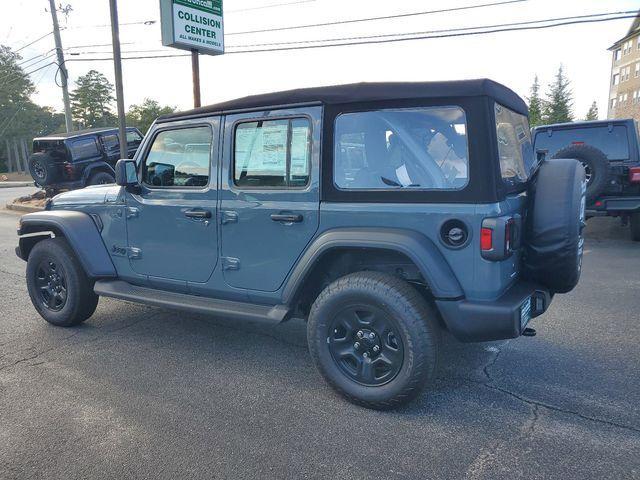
[0,63,55,139]
[225,0,527,36]
[13,31,54,53]
[226,0,315,13]
[63,11,638,59]
[225,9,638,49]
[0,61,57,85]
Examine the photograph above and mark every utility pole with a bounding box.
[191,49,201,108]
[109,0,127,159]
[48,0,73,133]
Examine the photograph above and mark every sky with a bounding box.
[2,0,639,120]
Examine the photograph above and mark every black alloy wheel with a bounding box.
[26,238,99,327]
[308,271,439,409]
[34,258,68,311]
[32,161,46,181]
[328,305,404,386]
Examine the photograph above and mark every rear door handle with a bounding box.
[270,213,303,223]
[184,209,212,219]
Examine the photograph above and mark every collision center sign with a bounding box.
[160,0,224,55]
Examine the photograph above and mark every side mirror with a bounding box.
[115,159,138,186]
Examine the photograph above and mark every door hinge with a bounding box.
[221,210,238,225]
[221,257,240,270]
[126,207,139,219]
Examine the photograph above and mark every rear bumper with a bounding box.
[588,196,640,216]
[435,281,551,342]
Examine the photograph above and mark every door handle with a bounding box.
[184,209,212,219]
[270,213,303,223]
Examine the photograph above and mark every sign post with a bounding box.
[160,0,224,108]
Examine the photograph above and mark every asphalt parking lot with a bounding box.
[1,192,639,479]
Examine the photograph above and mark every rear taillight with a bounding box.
[480,227,493,251]
[629,167,640,184]
[480,215,520,261]
[571,141,585,145]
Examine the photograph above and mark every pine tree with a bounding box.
[126,98,176,134]
[543,65,574,124]
[70,70,116,129]
[585,101,598,121]
[526,76,543,127]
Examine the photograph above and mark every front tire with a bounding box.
[26,238,99,327]
[307,271,439,410]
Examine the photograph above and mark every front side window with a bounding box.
[142,126,211,187]
[69,137,99,161]
[494,103,535,187]
[234,118,311,188]
[334,107,469,190]
[126,130,142,145]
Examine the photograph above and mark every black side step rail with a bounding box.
[94,280,289,324]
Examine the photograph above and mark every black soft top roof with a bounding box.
[158,78,528,122]
[33,126,138,141]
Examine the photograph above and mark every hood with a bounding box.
[50,184,122,208]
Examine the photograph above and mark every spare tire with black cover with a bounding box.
[29,152,57,185]
[524,158,586,294]
[552,144,608,203]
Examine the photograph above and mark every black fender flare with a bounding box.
[17,210,117,278]
[281,227,464,304]
[81,161,116,184]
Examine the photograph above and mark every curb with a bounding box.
[0,182,34,188]
[5,203,43,213]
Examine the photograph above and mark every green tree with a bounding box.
[70,70,116,128]
[526,75,543,127]
[0,45,65,171]
[585,101,598,121]
[126,98,176,134]
[543,65,574,124]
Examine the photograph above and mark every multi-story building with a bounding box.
[608,15,640,121]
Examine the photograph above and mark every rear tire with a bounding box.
[26,238,99,327]
[552,144,608,203]
[307,271,439,410]
[28,152,57,186]
[631,212,640,242]
[88,171,115,185]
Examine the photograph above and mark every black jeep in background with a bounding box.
[532,118,640,240]
[29,127,143,191]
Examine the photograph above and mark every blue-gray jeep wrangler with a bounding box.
[16,80,586,409]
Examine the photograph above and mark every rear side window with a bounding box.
[142,126,212,188]
[234,118,311,188]
[101,134,119,153]
[334,107,469,190]
[494,103,535,186]
[534,125,630,161]
[69,137,100,161]
[127,130,142,145]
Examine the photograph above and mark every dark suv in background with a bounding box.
[533,118,640,240]
[29,127,143,191]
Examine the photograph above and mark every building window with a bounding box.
[611,98,617,109]
[633,91,639,105]
[635,62,640,78]
[615,49,622,61]
[613,73,620,85]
